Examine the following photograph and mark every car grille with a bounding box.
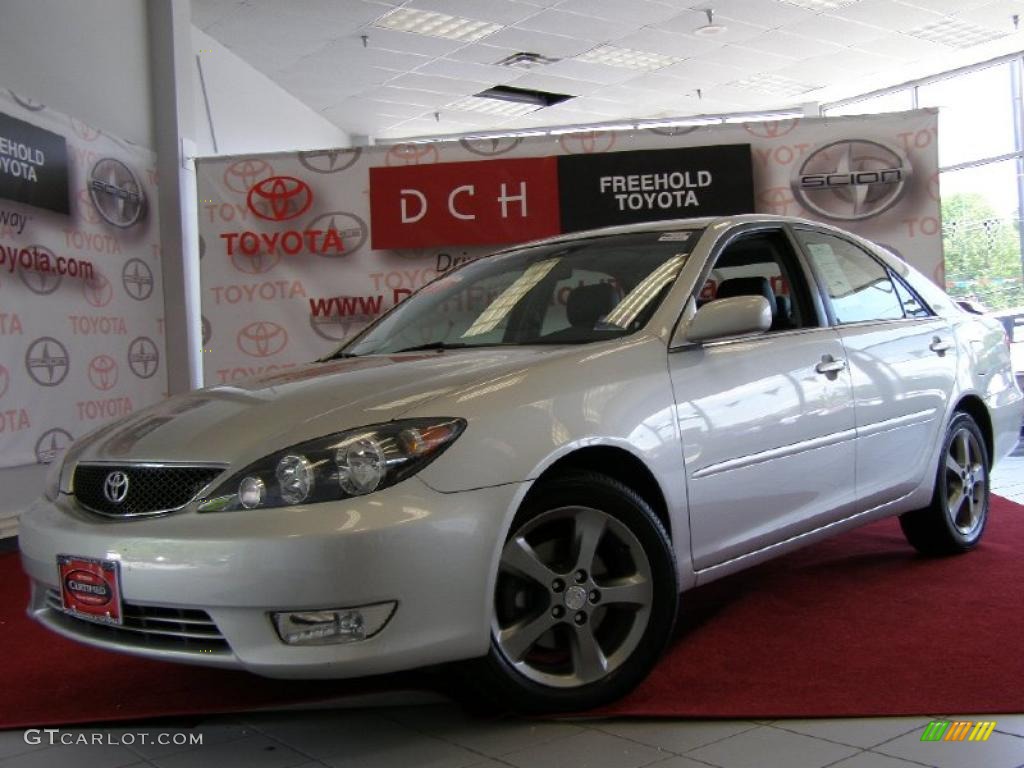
[73,464,223,517]
[45,589,231,654]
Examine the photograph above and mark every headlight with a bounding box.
[197,418,465,512]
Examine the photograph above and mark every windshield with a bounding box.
[341,230,699,356]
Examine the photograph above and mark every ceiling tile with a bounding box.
[404,0,539,25]
[698,43,797,70]
[554,0,682,25]
[830,0,945,30]
[244,0,390,28]
[483,26,598,57]
[506,71,603,95]
[362,26,470,56]
[659,57,751,86]
[741,29,844,58]
[513,10,630,42]
[414,57,515,82]
[699,0,819,28]
[386,72,493,94]
[853,31,952,60]
[782,13,890,44]
[615,28,725,57]
[954,0,1024,30]
[308,37,432,72]
[364,85,457,107]
[443,42,521,63]
[539,58,644,84]
[660,11,769,43]
[896,0,993,12]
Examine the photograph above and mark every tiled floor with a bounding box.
[2,459,1023,768]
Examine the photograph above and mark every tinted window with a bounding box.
[892,274,932,318]
[797,231,903,324]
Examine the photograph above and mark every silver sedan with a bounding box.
[20,215,1023,712]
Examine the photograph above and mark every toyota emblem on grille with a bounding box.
[103,471,130,504]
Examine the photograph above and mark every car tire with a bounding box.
[467,470,677,714]
[899,412,990,556]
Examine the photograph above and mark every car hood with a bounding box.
[76,348,550,464]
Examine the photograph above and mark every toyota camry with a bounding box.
[20,214,1023,712]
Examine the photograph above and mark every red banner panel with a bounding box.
[370,157,560,249]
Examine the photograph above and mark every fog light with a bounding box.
[238,476,265,509]
[272,602,397,646]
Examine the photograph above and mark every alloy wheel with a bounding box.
[493,506,654,688]
[945,427,986,536]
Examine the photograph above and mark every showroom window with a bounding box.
[824,55,1024,313]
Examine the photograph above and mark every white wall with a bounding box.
[0,0,154,148]
[192,27,349,156]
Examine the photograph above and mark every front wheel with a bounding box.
[468,470,677,713]
[899,412,990,556]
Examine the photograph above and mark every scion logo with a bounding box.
[82,272,113,308]
[237,321,288,358]
[745,119,799,139]
[0,364,8,398]
[122,258,154,300]
[386,144,440,167]
[25,337,70,386]
[459,137,522,156]
[230,246,280,275]
[223,157,274,194]
[127,336,160,379]
[792,139,911,222]
[304,211,368,258]
[8,90,45,111]
[18,245,62,294]
[247,176,313,222]
[36,428,73,464]
[71,118,101,142]
[103,471,130,504]
[87,354,119,391]
[558,131,616,155]
[89,158,146,228]
[298,148,362,174]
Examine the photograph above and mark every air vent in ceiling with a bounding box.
[475,85,574,108]
[494,51,560,69]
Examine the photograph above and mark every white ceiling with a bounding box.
[192,0,1024,139]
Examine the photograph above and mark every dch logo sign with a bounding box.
[369,157,560,249]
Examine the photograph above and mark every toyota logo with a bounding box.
[247,176,313,222]
[223,158,274,194]
[745,119,799,139]
[122,258,154,300]
[89,158,146,228]
[230,247,280,275]
[82,272,113,307]
[72,118,101,142]
[25,337,70,386]
[87,354,119,391]
[304,211,367,258]
[791,139,911,222]
[385,144,440,167]
[127,336,160,379]
[558,131,616,155]
[237,321,288,358]
[459,137,522,156]
[19,246,62,294]
[103,471,130,504]
[35,428,73,464]
[298,148,362,174]
[309,312,360,341]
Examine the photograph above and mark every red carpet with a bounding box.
[2,496,1023,728]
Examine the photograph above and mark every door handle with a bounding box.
[815,355,847,376]
[929,337,953,356]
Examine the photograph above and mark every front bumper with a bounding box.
[19,478,522,678]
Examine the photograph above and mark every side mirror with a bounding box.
[684,295,772,344]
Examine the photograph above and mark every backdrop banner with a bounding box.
[0,88,166,469]
[195,109,940,388]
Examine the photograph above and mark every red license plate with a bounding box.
[57,555,123,625]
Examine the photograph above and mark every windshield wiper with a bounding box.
[317,351,361,362]
[389,341,477,354]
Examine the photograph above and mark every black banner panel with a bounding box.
[557,144,754,232]
[0,111,70,215]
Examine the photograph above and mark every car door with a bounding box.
[792,227,957,509]
[669,224,858,571]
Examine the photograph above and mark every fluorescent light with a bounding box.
[445,96,541,118]
[723,110,802,123]
[778,0,861,9]
[729,73,816,97]
[374,8,502,42]
[639,117,722,129]
[576,45,683,71]
[906,18,1008,48]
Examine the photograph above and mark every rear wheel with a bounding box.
[469,471,677,713]
[899,412,990,555]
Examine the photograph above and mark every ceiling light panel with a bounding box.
[730,72,817,96]
[576,45,684,71]
[777,0,862,10]
[445,96,541,117]
[374,8,502,43]
[906,18,1008,48]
